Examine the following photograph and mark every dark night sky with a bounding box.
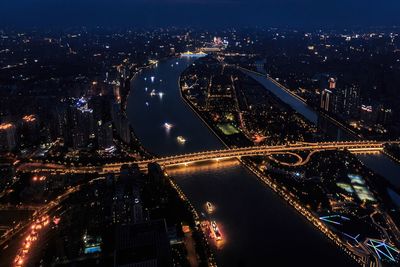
[1,0,400,29]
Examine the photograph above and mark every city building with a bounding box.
[20,114,40,145]
[147,163,166,186]
[97,120,113,149]
[114,219,171,267]
[320,88,333,112]
[320,76,336,113]
[0,122,17,151]
[111,102,131,144]
[320,76,361,120]
[63,97,96,149]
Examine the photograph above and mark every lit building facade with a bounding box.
[0,123,17,151]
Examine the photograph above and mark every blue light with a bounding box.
[342,232,360,243]
[84,246,101,254]
[366,239,399,262]
[319,214,351,226]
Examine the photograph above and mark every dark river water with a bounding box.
[127,57,360,266]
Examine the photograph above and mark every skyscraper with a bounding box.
[320,88,332,112]
[20,114,40,145]
[320,76,336,113]
[320,76,360,120]
[0,123,17,151]
[111,101,131,144]
[65,97,95,149]
[97,120,113,149]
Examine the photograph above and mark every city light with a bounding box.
[14,215,50,267]
[163,122,173,130]
[366,239,400,262]
[22,115,36,122]
[319,215,350,226]
[2,23,400,267]
[0,123,13,130]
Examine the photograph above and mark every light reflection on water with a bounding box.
[166,159,240,176]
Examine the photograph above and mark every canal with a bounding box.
[127,57,358,266]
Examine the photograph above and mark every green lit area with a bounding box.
[224,113,235,121]
[348,174,376,202]
[217,123,240,135]
[336,182,354,194]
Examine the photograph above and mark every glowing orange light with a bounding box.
[22,115,36,122]
[0,123,13,130]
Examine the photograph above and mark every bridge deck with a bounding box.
[16,141,393,174]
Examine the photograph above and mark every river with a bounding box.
[127,57,358,266]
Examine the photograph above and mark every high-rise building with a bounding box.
[329,77,336,89]
[0,123,17,151]
[320,76,360,120]
[112,165,143,224]
[339,84,361,119]
[360,104,376,125]
[112,185,134,224]
[20,114,40,145]
[111,101,131,144]
[64,97,95,149]
[71,129,87,149]
[132,188,143,224]
[51,103,67,141]
[148,163,166,186]
[320,89,332,112]
[97,120,113,149]
[114,220,171,267]
[320,76,336,113]
[119,117,131,144]
[377,105,392,126]
[90,96,111,124]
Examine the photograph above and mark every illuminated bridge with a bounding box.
[18,140,396,174]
